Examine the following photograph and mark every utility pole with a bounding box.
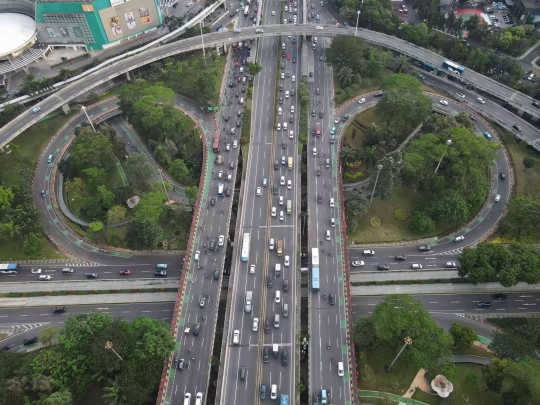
[368,164,383,210]
[81,106,96,133]
[385,337,412,373]
[105,341,124,361]
[434,139,452,173]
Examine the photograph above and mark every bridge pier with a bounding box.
[61,103,71,115]
[125,71,131,81]
[516,108,524,117]
[531,116,538,124]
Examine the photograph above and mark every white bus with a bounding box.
[241,233,250,261]
[244,5,249,16]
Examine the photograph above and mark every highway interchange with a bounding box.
[1,2,540,405]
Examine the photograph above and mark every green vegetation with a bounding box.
[0,312,174,405]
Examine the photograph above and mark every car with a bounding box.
[32,107,41,114]
[439,100,448,106]
[444,261,457,268]
[271,10,275,15]
[226,188,232,196]
[287,53,290,60]
[316,87,320,95]
[252,318,259,331]
[316,25,324,29]
[239,367,247,381]
[469,115,476,121]
[41,189,46,198]
[233,329,240,344]
[39,275,52,280]
[193,323,201,336]
[272,207,277,217]
[213,269,220,279]
[418,245,430,251]
[316,168,321,176]
[278,106,282,115]
[289,130,294,139]
[494,194,501,202]
[454,235,465,242]
[260,384,267,399]
[311,110,316,117]
[279,97,283,104]
[363,250,375,256]
[30,268,42,274]
[280,176,285,186]
[23,337,38,346]
[262,178,268,187]
[317,193,322,204]
[357,97,366,104]
[492,293,507,300]
[199,296,206,308]
[500,172,506,180]
[53,307,66,313]
[329,293,336,305]
[225,143,230,152]
[512,124,521,132]
[533,101,540,108]
[319,54,324,61]
[319,110,323,118]
[119,270,131,275]
[477,97,486,104]
[395,255,406,261]
[477,301,491,307]
[264,319,271,333]
[351,261,364,267]
[273,184,278,195]
[283,279,289,292]
[292,57,296,63]
[456,92,465,99]
[484,132,492,140]
[281,141,287,149]
[377,264,390,270]
[177,358,185,370]
[233,140,238,148]
[334,117,340,124]
[411,263,423,269]
[155,270,167,277]
[287,180,292,189]
[284,256,290,266]
[256,187,262,196]
[342,114,350,122]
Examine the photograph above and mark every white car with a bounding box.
[233,140,238,148]
[278,107,282,115]
[494,194,501,202]
[233,330,240,344]
[252,318,259,331]
[279,196,284,206]
[271,10,275,15]
[275,291,281,303]
[39,275,52,281]
[290,106,295,114]
[287,180,292,189]
[351,261,364,267]
[316,25,324,30]
[444,261,457,268]
[411,263,423,269]
[334,117,340,124]
[30,268,42,274]
[357,98,366,104]
[454,235,465,242]
[250,264,255,274]
[279,211,284,221]
[284,255,290,266]
[272,207,277,217]
[477,97,486,104]
[187,2,193,6]
[280,176,285,185]
[292,75,296,82]
[289,130,294,139]
[439,100,448,106]
[256,187,262,196]
[281,73,285,79]
[218,235,225,246]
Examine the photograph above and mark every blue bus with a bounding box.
[311,248,320,292]
[281,394,289,405]
[421,62,435,72]
[442,60,465,75]
[241,233,250,262]
[0,263,21,274]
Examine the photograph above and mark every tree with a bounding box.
[0,186,14,212]
[360,145,379,169]
[42,390,73,405]
[427,189,470,223]
[354,317,379,349]
[89,221,104,232]
[369,150,403,200]
[22,232,45,255]
[65,177,86,196]
[523,156,536,168]
[340,145,359,165]
[500,196,540,242]
[97,185,115,209]
[489,330,536,360]
[170,159,190,183]
[482,358,508,393]
[371,294,453,369]
[39,327,56,348]
[126,216,163,250]
[107,206,127,225]
[390,55,411,74]
[506,357,540,402]
[83,167,108,186]
[81,196,105,220]
[58,67,72,81]
[70,127,113,169]
[102,377,127,405]
[449,322,477,349]
[184,186,198,206]
[464,370,477,386]
[337,66,356,88]
[124,154,155,192]
[346,196,369,218]
[134,192,167,224]
[247,62,262,76]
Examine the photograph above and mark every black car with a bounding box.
[264,319,271,333]
[341,114,350,122]
[226,188,232,196]
[261,384,267,399]
[155,270,167,277]
[377,264,390,271]
[53,307,66,313]
[281,62,285,69]
[2,345,10,351]
[500,172,506,180]
[395,255,406,260]
[229,82,234,88]
[263,347,269,363]
[477,301,491,308]
[319,111,323,118]
[239,367,247,381]
[281,350,288,366]
[279,97,283,104]
[235,91,240,97]
[311,110,316,117]
[492,293,507,300]
[213,269,220,280]
[193,323,201,336]
[292,57,296,63]
[316,168,321,176]
[236,120,241,127]
[329,293,336,305]
[317,194,322,204]
[41,190,46,198]
[273,185,278,195]
[281,141,287,149]
[86,273,98,278]
[289,116,294,123]
[209,240,216,251]
[283,279,289,292]
[418,245,430,251]
[23,337,38,346]
[267,274,274,288]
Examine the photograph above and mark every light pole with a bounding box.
[434,139,452,174]
[368,164,383,210]
[157,168,171,207]
[81,106,96,133]
[355,10,361,37]
[104,341,124,361]
[199,20,206,64]
[385,337,412,373]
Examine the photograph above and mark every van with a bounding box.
[195,393,203,405]
[218,183,224,196]
[183,393,191,405]
[283,303,289,317]
[281,349,288,366]
[326,230,331,240]
[277,240,283,256]
[273,343,279,357]
[283,122,288,131]
[330,198,334,208]
[47,155,53,163]
[287,200,292,214]
[194,251,200,262]
[275,263,281,277]
[274,314,280,328]
[325,158,330,168]
[338,362,344,376]
[321,389,328,404]
[62,268,74,274]
[287,157,293,170]
[269,238,275,250]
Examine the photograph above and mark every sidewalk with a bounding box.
[351,270,458,282]
[0,292,176,308]
[352,281,540,296]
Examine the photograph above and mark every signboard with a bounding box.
[110,0,125,6]
[81,4,94,11]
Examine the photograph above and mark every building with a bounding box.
[513,0,540,25]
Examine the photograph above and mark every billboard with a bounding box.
[98,0,160,42]
[81,4,94,12]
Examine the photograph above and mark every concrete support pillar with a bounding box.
[516,109,524,117]
[531,116,538,124]
[61,103,71,115]
[125,71,131,81]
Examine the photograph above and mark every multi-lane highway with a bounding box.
[220,2,299,403]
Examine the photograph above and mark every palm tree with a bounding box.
[102,378,127,405]
[360,145,379,169]
[58,67,72,81]
[340,145,359,166]
[39,77,53,90]
[392,55,410,74]
[337,66,355,88]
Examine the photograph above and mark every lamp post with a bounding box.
[368,164,383,210]
[385,337,412,373]
[81,106,96,133]
[104,341,124,361]
[434,139,452,174]
[355,10,361,37]
[157,168,171,207]
[199,20,206,64]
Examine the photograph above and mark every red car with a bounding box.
[287,53,291,60]
[254,7,258,12]
[237,77,242,82]
[235,61,240,67]
[120,270,131,276]
[316,87,320,95]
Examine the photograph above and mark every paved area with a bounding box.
[0,278,179,293]
[352,282,540,296]
[399,369,434,405]
[351,270,458,282]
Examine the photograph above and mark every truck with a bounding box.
[244,5,249,16]
[277,240,283,256]
[315,122,321,136]
[245,291,253,313]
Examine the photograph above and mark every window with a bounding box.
[73,27,83,37]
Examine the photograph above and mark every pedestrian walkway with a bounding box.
[399,368,434,405]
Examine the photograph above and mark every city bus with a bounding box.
[442,60,465,75]
[421,61,435,72]
[241,233,250,261]
[244,5,249,16]
[311,248,320,292]
[212,133,221,153]
[0,263,21,274]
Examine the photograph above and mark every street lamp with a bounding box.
[368,164,383,210]
[104,341,124,361]
[81,106,96,133]
[385,337,412,373]
[355,10,361,37]
[434,139,452,174]
[199,20,206,64]
[157,168,171,207]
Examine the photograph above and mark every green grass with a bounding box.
[0,236,65,261]
[334,69,392,106]
[360,344,502,405]
[348,185,455,243]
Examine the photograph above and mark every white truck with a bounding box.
[245,291,253,313]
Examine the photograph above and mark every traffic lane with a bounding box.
[348,250,461,272]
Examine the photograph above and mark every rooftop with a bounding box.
[0,13,36,58]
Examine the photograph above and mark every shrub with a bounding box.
[394,208,409,221]
[523,156,536,168]
[369,217,381,227]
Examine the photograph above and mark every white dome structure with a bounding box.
[0,13,37,60]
